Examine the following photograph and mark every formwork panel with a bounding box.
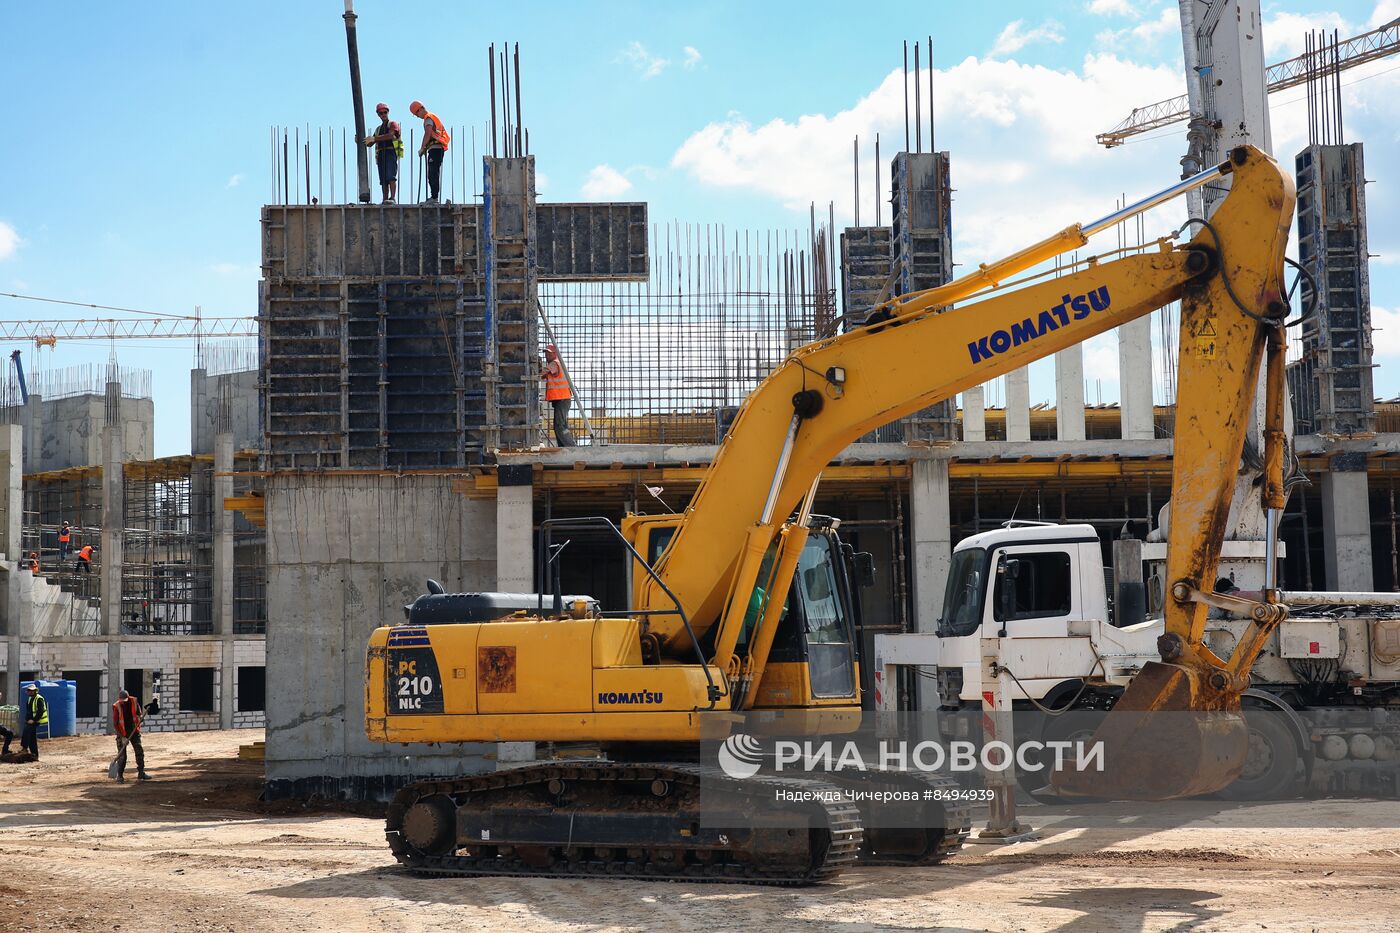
[1288,143,1375,436]
[536,203,649,281]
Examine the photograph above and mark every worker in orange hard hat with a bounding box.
[541,344,576,447]
[363,102,401,204]
[27,551,39,574]
[409,100,450,203]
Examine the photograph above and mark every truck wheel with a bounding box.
[1215,708,1301,801]
[1018,710,1102,804]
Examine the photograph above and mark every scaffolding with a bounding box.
[539,219,838,445]
[18,453,268,638]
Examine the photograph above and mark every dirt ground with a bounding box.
[1,730,1398,932]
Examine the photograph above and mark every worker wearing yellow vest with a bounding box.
[410,100,450,204]
[22,683,47,759]
[541,344,576,447]
[363,102,401,204]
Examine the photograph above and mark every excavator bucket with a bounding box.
[1049,661,1249,800]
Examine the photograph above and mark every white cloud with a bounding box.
[618,41,669,79]
[673,53,1182,259]
[226,173,245,188]
[536,171,550,194]
[0,221,19,260]
[1096,5,1177,51]
[1087,0,1136,15]
[1264,11,1355,59]
[1372,0,1400,28]
[581,164,633,199]
[210,262,254,277]
[989,19,1065,59]
[1373,305,1400,358]
[684,46,702,70]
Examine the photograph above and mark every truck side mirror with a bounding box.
[995,555,1021,623]
[853,551,876,588]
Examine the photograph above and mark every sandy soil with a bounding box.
[1,730,1398,932]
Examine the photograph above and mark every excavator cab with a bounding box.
[624,512,866,708]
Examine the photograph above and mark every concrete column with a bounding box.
[214,431,236,728]
[2,424,23,706]
[494,465,535,766]
[102,384,124,729]
[495,467,534,592]
[23,394,42,474]
[1119,317,1154,440]
[1006,368,1031,442]
[962,387,986,442]
[910,459,951,713]
[190,367,209,455]
[1055,346,1086,442]
[1321,454,1374,591]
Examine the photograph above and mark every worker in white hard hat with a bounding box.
[22,683,47,759]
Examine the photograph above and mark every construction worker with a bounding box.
[111,689,149,782]
[58,521,71,560]
[76,543,95,575]
[410,100,450,203]
[363,102,401,204]
[0,720,12,756]
[22,683,47,759]
[27,551,39,574]
[541,344,576,447]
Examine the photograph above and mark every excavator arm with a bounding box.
[640,146,1295,798]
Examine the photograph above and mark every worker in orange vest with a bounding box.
[58,521,71,560]
[409,100,450,204]
[541,344,576,447]
[27,551,39,574]
[76,543,95,575]
[111,689,150,782]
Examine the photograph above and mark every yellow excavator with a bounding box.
[365,144,1298,882]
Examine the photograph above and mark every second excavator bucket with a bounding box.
[1048,660,1249,800]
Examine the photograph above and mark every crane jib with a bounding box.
[966,285,1112,364]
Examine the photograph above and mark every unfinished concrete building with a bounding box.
[0,361,267,733]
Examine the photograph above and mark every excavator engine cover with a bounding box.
[1049,661,1248,799]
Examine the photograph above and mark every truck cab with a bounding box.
[880,522,1163,709]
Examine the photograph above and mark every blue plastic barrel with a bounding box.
[21,680,77,737]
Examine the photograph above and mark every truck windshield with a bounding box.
[939,548,985,637]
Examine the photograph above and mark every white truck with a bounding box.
[875,521,1400,798]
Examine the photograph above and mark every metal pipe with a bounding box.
[1264,507,1281,590]
[760,413,802,525]
[927,36,935,153]
[1281,590,1400,607]
[342,1,371,203]
[1082,160,1227,235]
[1177,0,1208,221]
[797,474,822,526]
[903,41,910,153]
[513,42,524,157]
[488,44,498,158]
[874,133,881,226]
[913,42,922,154]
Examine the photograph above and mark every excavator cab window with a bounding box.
[797,534,856,697]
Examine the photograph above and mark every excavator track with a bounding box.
[385,761,863,885]
[842,769,973,866]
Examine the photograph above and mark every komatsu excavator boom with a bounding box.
[366,145,1296,881]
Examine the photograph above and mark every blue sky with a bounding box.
[2,0,1399,454]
